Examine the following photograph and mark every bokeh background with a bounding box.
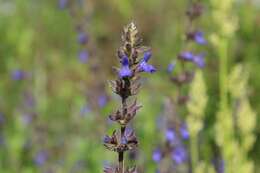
[0,0,260,172]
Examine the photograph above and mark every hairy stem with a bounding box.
[118,96,127,173]
[118,126,126,173]
[118,151,124,173]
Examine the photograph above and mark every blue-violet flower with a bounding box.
[194,31,207,45]
[77,32,88,45]
[180,124,189,140]
[171,147,187,164]
[78,50,89,63]
[179,51,194,61]
[119,56,132,78]
[58,0,68,9]
[152,148,162,163]
[11,70,26,81]
[138,52,156,73]
[165,128,176,142]
[193,53,205,68]
[167,62,175,73]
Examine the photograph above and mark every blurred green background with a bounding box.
[0,0,259,172]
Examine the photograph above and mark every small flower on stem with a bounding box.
[165,128,176,143]
[78,50,89,63]
[193,53,205,68]
[152,148,162,163]
[167,62,175,73]
[179,51,194,61]
[58,0,68,9]
[119,56,132,78]
[180,123,189,140]
[34,150,48,166]
[187,31,207,45]
[193,31,207,45]
[138,52,156,73]
[11,70,27,81]
[77,32,88,45]
[171,147,187,164]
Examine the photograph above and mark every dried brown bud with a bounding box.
[109,100,142,126]
[186,3,204,20]
[104,128,138,152]
[171,71,194,85]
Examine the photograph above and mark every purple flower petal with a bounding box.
[179,51,193,61]
[171,147,186,164]
[193,54,205,68]
[124,127,134,137]
[119,56,132,78]
[139,61,156,73]
[152,148,162,163]
[143,51,152,62]
[119,66,132,78]
[11,70,26,81]
[167,62,175,73]
[58,0,68,9]
[78,50,89,63]
[138,52,156,73]
[34,150,48,166]
[103,135,111,143]
[77,32,88,45]
[121,136,128,145]
[98,95,107,108]
[165,128,175,142]
[180,124,189,140]
[194,31,207,45]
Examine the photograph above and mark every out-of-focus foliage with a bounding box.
[0,0,259,173]
[187,70,208,137]
[215,64,256,173]
[210,0,257,172]
[187,70,211,173]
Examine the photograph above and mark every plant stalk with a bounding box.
[219,39,228,110]
[118,126,125,173]
[118,96,127,173]
[190,135,198,172]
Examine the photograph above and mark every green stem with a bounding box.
[219,39,228,110]
[190,135,198,172]
[118,126,125,173]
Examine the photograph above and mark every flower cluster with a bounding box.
[104,22,155,173]
[58,0,109,112]
[77,28,89,63]
[168,2,207,74]
[104,127,138,152]
[153,1,207,172]
[153,99,189,171]
[58,0,89,63]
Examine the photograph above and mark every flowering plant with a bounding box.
[103,22,156,173]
